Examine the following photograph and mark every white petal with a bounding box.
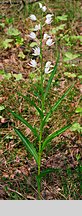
[29,32,36,39]
[34,24,40,31]
[43,33,50,40]
[30,14,37,21]
[39,2,42,8]
[45,67,49,73]
[32,47,40,56]
[45,68,53,74]
[42,6,47,12]
[46,38,54,46]
[28,59,37,67]
[45,17,52,24]
[45,61,52,68]
[46,14,53,19]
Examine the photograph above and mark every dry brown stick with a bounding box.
[0,184,26,199]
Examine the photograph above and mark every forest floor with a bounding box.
[0,0,82,200]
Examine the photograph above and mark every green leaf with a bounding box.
[0,105,5,111]
[14,127,38,164]
[70,123,82,133]
[3,39,13,49]
[64,72,76,78]
[0,22,5,28]
[42,84,74,127]
[64,52,80,61]
[44,53,60,100]
[41,124,71,152]
[13,73,23,81]
[17,92,44,118]
[6,17,14,24]
[28,98,44,118]
[78,75,82,79]
[15,36,24,46]
[56,15,68,21]
[3,73,11,80]
[50,24,66,34]
[18,51,25,59]
[0,69,5,75]
[37,168,61,180]
[7,27,21,36]
[9,110,39,139]
[30,42,37,47]
[75,107,82,116]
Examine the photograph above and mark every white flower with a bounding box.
[43,33,50,40]
[42,6,47,12]
[39,2,42,8]
[39,3,47,12]
[34,24,40,31]
[30,14,37,21]
[46,14,53,19]
[45,14,53,24]
[45,61,53,74]
[29,32,36,39]
[46,38,54,46]
[32,47,40,56]
[45,18,52,24]
[28,59,37,68]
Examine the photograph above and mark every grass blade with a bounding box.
[41,124,71,152]
[14,127,38,164]
[42,84,74,127]
[9,109,39,139]
[17,93,44,118]
[44,52,60,100]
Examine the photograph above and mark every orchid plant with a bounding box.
[9,2,74,199]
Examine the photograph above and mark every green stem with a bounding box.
[37,17,44,199]
[40,21,44,112]
[38,129,42,199]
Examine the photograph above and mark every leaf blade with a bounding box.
[41,124,71,152]
[17,93,44,118]
[14,127,38,164]
[37,168,61,180]
[44,52,60,100]
[9,109,39,139]
[42,84,74,127]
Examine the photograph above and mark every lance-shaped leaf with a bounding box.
[9,109,39,139]
[42,84,74,127]
[41,124,71,152]
[36,168,61,180]
[14,127,38,164]
[44,52,60,100]
[17,93,44,118]
[28,98,44,118]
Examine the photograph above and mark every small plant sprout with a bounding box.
[9,3,74,200]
